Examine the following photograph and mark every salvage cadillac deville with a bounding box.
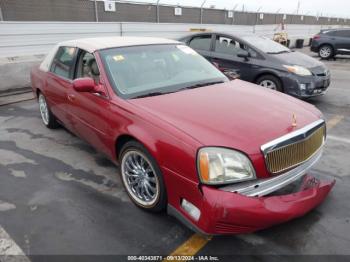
[30,37,335,235]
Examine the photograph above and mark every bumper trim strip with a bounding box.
[219,149,323,197]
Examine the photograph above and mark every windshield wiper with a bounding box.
[132,92,166,99]
[179,81,225,91]
[132,81,225,99]
[267,50,290,54]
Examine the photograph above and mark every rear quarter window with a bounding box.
[50,46,76,79]
[324,31,338,36]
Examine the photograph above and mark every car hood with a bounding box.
[270,51,324,69]
[129,80,321,155]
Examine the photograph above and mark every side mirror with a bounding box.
[237,50,250,60]
[73,77,96,93]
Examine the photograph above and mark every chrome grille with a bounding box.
[262,121,325,174]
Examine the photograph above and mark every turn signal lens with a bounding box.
[181,199,201,221]
[199,152,209,183]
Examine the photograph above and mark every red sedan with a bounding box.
[30,37,335,235]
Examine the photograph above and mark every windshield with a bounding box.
[99,44,227,99]
[241,35,291,54]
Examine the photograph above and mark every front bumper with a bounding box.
[169,174,335,235]
[168,155,335,235]
[167,121,334,235]
[199,174,335,234]
[280,72,331,98]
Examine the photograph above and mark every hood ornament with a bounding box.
[292,113,297,128]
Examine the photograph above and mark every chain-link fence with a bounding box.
[0,0,349,26]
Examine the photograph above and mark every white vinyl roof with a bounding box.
[40,36,180,72]
[60,36,180,53]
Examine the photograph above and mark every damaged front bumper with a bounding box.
[168,151,335,235]
[198,174,335,234]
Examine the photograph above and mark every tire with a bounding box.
[319,44,334,59]
[256,75,283,92]
[38,92,59,129]
[119,140,167,212]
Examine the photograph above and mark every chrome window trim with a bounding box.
[219,148,322,197]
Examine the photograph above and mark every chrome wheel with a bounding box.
[38,94,49,125]
[319,46,332,58]
[259,80,277,90]
[121,150,159,207]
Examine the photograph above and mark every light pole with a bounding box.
[156,0,161,23]
[200,0,207,24]
[296,1,300,14]
[255,6,262,25]
[0,5,3,21]
[231,4,238,25]
[94,0,99,22]
[275,8,281,24]
[303,11,310,24]
[253,6,262,33]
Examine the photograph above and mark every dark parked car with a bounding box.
[311,28,350,59]
[179,32,331,98]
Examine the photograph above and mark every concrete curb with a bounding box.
[0,86,32,96]
[0,55,44,93]
[0,92,35,106]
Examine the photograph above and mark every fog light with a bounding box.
[300,83,306,90]
[181,199,201,221]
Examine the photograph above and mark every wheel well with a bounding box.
[254,73,283,92]
[115,134,137,161]
[319,43,334,52]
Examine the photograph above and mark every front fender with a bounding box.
[112,116,200,184]
[254,68,287,83]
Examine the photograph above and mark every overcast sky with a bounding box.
[125,0,350,18]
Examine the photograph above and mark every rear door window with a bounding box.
[50,46,76,79]
[215,36,241,55]
[188,35,212,51]
[214,36,258,58]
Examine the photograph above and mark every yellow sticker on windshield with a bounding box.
[113,55,125,61]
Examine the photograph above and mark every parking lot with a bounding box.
[0,48,350,261]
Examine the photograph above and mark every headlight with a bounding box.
[197,147,256,185]
[283,65,312,76]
